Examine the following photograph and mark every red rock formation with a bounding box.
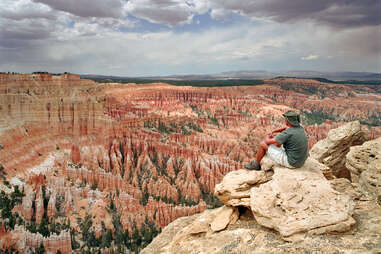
[21,190,35,221]
[35,186,44,225]
[1,74,380,252]
[10,227,72,253]
[43,231,72,254]
[64,189,74,216]
[47,191,57,218]
[70,145,81,164]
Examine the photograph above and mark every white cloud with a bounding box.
[301,55,320,60]
[210,8,229,20]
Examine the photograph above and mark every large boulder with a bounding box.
[214,169,273,207]
[250,157,355,237]
[346,137,381,204]
[360,163,381,205]
[346,137,381,182]
[310,121,367,179]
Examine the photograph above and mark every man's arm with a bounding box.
[267,126,288,137]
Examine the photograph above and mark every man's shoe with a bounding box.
[244,160,261,171]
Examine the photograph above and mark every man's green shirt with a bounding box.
[275,126,308,167]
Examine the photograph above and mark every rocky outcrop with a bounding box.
[214,169,273,207]
[210,206,239,232]
[346,137,381,182]
[310,121,367,179]
[142,196,381,254]
[142,134,381,254]
[213,156,355,238]
[250,160,355,237]
[346,137,381,203]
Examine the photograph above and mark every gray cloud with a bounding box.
[33,0,124,18]
[0,0,57,25]
[0,0,63,48]
[210,0,381,28]
[0,17,57,48]
[130,7,192,26]
[0,0,55,21]
[0,0,379,75]
[1,21,380,75]
[0,0,134,49]
[1,9,56,21]
[125,0,197,26]
[121,0,381,28]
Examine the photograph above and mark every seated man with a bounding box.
[245,110,308,171]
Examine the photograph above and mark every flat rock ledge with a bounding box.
[214,169,273,207]
[215,156,355,238]
[250,164,355,237]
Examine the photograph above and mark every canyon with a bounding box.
[0,73,380,253]
[142,123,381,253]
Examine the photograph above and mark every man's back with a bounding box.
[275,126,308,167]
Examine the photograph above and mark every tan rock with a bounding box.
[210,206,239,232]
[329,177,359,200]
[259,156,276,171]
[360,161,381,205]
[250,158,355,237]
[310,121,367,179]
[160,208,215,252]
[307,216,355,235]
[346,137,381,182]
[214,169,273,207]
[142,197,381,254]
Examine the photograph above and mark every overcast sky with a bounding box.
[0,0,380,76]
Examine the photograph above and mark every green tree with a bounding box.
[79,214,97,247]
[70,229,80,250]
[90,181,98,190]
[34,243,45,254]
[38,216,50,237]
